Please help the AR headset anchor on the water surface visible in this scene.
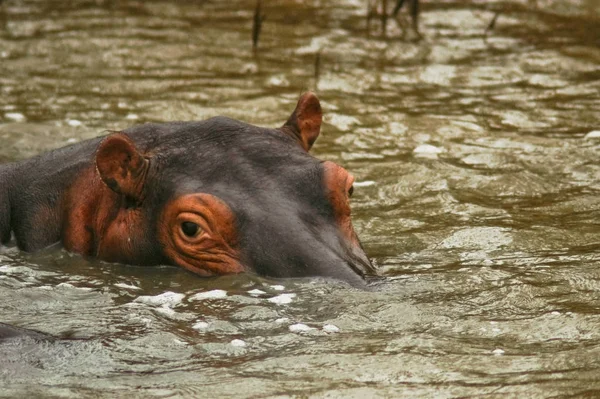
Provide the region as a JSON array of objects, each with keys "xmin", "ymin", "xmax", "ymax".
[{"xmin": 1, "ymin": 0, "xmax": 600, "ymax": 397}]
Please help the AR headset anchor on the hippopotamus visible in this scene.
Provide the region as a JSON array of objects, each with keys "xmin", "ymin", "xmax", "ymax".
[{"xmin": 0, "ymin": 93, "xmax": 374, "ymax": 285}]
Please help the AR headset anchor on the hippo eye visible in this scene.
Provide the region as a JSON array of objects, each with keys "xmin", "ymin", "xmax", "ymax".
[
  {"xmin": 348, "ymin": 185, "xmax": 354, "ymax": 198},
  {"xmin": 181, "ymin": 222, "xmax": 200, "ymax": 237}
]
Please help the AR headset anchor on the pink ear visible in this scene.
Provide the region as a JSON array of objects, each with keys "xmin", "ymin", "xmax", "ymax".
[
  {"xmin": 95, "ymin": 133, "xmax": 149, "ymax": 201},
  {"xmin": 282, "ymin": 92, "xmax": 322, "ymax": 151}
]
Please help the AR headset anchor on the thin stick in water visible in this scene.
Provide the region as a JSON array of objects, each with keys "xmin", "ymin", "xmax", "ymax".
[
  {"xmin": 485, "ymin": 11, "xmax": 501, "ymax": 35},
  {"xmin": 252, "ymin": 0, "xmax": 265, "ymax": 50}
]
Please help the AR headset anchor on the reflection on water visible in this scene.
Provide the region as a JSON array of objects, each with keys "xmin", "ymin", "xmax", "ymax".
[{"xmin": 1, "ymin": 0, "xmax": 600, "ymax": 397}]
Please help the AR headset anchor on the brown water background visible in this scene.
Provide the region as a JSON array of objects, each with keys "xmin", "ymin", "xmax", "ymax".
[{"xmin": 1, "ymin": 0, "xmax": 600, "ymax": 397}]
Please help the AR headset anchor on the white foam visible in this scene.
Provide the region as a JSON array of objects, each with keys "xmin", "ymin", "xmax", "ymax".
[
  {"xmin": 270, "ymin": 285, "xmax": 285, "ymax": 291},
  {"xmin": 230, "ymin": 339, "xmax": 247, "ymax": 347},
  {"xmin": 5, "ymin": 112, "xmax": 25, "ymax": 122},
  {"xmin": 114, "ymin": 283, "xmax": 141, "ymax": 290},
  {"xmin": 322, "ymin": 324, "xmax": 340, "ymax": 333},
  {"xmin": 584, "ymin": 130, "xmax": 600, "ymax": 139},
  {"xmin": 134, "ymin": 291, "xmax": 184, "ymax": 307},
  {"xmin": 353, "ymin": 181, "xmax": 376, "ymax": 187},
  {"xmin": 268, "ymin": 293, "xmax": 296, "ymax": 305},
  {"xmin": 414, "ymin": 144, "xmax": 444, "ymax": 155},
  {"xmin": 492, "ymin": 348, "xmax": 505, "ymax": 356},
  {"xmin": 57, "ymin": 282, "xmax": 93, "ymax": 291},
  {"xmin": 192, "ymin": 321, "xmax": 209, "ymax": 330},
  {"xmin": 155, "ymin": 305, "xmax": 176, "ymax": 317},
  {"xmin": 267, "ymin": 75, "xmax": 290, "ymax": 87},
  {"xmin": 289, "ymin": 323, "xmax": 315, "ymax": 333},
  {"xmin": 328, "ymin": 114, "xmax": 361, "ymax": 131},
  {"xmin": 247, "ymin": 289, "xmax": 266, "ymax": 296},
  {"xmin": 67, "ymin": 119, "xmax": 82, "ymax": 127},
  {"xmin": 189, "ymin": 289, "xmax": 228, "ymax": 301}
]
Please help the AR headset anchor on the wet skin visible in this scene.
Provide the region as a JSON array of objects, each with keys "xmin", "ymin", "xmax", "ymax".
[{"xmin": 0, "ymin": 93, "xmax": 375, "ymax": 286}]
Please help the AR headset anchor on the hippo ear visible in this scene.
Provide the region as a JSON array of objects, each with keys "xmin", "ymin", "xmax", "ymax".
[
  {"xmin": 282, "ymin": 92, "xmax": 322, "ymax": 151},
  {"xmin": 96, "ymin": 133, "xmax": 149, "ymax": 201}
]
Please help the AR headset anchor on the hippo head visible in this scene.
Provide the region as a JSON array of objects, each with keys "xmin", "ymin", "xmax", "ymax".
[{"xmin": 2, "ymin": 93, "xmax": 374, "ymax": 285}]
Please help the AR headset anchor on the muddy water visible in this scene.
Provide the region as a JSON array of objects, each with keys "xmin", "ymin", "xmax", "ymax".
[{"xmin": 1, "ymin": 0, "xmax": 600, "ymax": 397}]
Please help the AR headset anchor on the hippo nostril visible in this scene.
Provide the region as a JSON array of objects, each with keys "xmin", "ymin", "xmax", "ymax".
[
  {"xmin": 181, "ymin": 222, "xmax": 200, "ymax": 237},
  {"xmin": 347, "ymin": 257, "xmax": 374, "ymax": 278},
  {"xmin": 345, "ymin": 244, "xmax": 376, "ymax": 278}
]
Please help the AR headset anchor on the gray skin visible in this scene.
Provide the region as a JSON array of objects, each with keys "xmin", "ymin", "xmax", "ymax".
[{"xmin": 0, "ymin": 117, "xmax": 375, "ymax": 287}]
